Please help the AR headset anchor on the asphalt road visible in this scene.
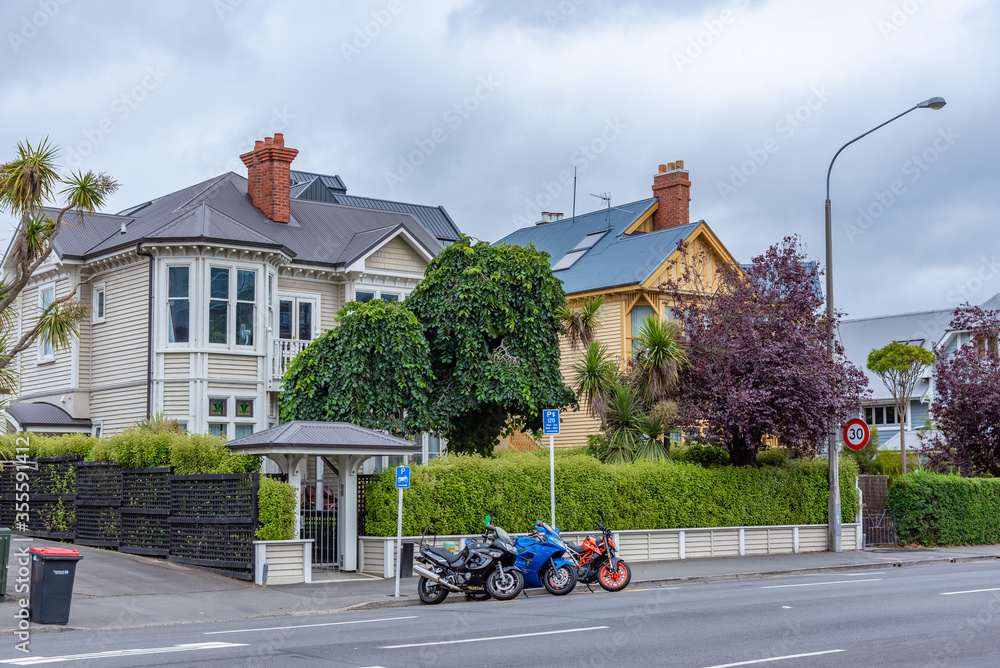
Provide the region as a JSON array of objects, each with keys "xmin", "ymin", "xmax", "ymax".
[{"xmin": 2, "ymin": 561, "xmax": 999, "ymax": 667}]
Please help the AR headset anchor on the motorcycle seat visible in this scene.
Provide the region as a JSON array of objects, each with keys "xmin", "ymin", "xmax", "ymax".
[
  {"xmin": 424, "ymin": 545, "xmax": 463, "ymax": 564},
  {"xmin": 566, "ymin": 541, "xmax": 584, "ymax": 552}
]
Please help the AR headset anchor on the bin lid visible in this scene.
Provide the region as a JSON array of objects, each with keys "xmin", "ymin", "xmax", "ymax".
[{"xmin": 30, "ymin": 547, "xmax": 81, "ymax": 557}]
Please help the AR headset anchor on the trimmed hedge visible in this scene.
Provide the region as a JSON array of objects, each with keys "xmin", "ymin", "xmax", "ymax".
[
  {"xmin": 363, "ymin": 450, "xmax": 859, "ymax": 536},
  {"xmin": 256, "ymin": 476, "xmax": 297, "ymax": 541},
  {"xmin": 887, "ymin": 472, "xmax": 1000, "ymax": 546}
]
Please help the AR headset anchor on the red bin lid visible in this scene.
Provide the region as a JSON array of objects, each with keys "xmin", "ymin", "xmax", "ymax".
[{"xmin": 30, "ymin": 547, "xmax": 80, "ymax": 556}]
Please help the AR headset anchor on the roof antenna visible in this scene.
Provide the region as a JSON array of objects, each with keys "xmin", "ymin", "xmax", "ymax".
[
  {"xmin": 590, "ymin": 192, "xmax": 611, "ymax": 228},
  {"xmin": 571, "ymin": 167, "xmax": 577, "ymax": 223}
]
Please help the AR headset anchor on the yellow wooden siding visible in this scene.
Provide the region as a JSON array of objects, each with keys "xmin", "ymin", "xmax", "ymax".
[
  {"xmin": 20, "ymin": 277, "xmax": 75, "ymax": 397},
  {"xmin": 162, "ymin": 353, "xmax": 190, "ymax": 378},
  {"xmin": 89, "ymin": 262, "xmax": 149, "ymax": 392},
  {"xmin": 207, "ymin": 354, "xmax": 259, "ymax": 380},
  {"xmin": 206, "ymin": 382, "xmax": 258, "ymax": 395},
  {"xmin": 90, "ymin": 384, "xmax": 146, "ymax": 434},
  {"xmin": 162, "ymin": 381, "xmax": 189, "ymax": 415},
  {"xmin": 365, "ymin": 236, "xmax": 427, "ymax": 273},
  {"xmin": 276, "ymin": 277, "xmax": 343, "ymax": 332}
]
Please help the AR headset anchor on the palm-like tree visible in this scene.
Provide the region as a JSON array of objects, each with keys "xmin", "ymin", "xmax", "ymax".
[
  {"xmin": 632, "ymin": 315, "xmax": 689, "ymax": 406},
  {"xmin": 572, "ymin": 340, "xmax": 617, "ymax": 425},
  {"xmin": 558, "ymin": 295, "xmax": 604, "ymax": 350},
  {"xmin": 0, "ymin": 138, "xmax": 119, "ymax": 378}
]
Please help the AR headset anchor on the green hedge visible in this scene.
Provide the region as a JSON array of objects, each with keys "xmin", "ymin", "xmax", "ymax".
[
  {"xmin": 0, "ymin": 432, "xmax": 259, "ymax": 474},
  {"xmin": 887, "ymin": 471, "xmax": 1000, "ymax": 546},
  {"xmin": 363, "ymin": 450, "xmax": 859, "ymax": 536},
  {"xmin": 256, "ymin": 476, "xmax": 297, "ymax": 541}
]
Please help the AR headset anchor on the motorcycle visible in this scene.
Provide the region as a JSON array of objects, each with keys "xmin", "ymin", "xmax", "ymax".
[
  {"xmin": 565, "ymin": 510, "xmax": 632, "ymax": 592},
  {"xmin": 514, "ymin": 519, "xmax": 578, "ymax": 596},
  {"xmin": 413, "ymin": 517, "xmax": 525, "ymax": 604}
]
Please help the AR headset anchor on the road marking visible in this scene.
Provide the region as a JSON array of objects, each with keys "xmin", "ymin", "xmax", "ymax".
[
  {"xmin": 0, "ymin": 642, "xmax": 247, "ymax": 665},
  {"xmin": 205, "ymin": 615, "xmax": 418, "ymax": 635},
  {"xmin": 940, "ymin": 587, "xmax": 1000, "ymax": 596},
  {"xmin": 381, "ymin": 625, "xmax": 609, "ymax": 649},
  {"xmin": 760, "ymin": 578, "xmax": 881, "ymax": 589},
  {"xmin": 701, "ymin": 649, "xmax": 845, "ymax": 667}
]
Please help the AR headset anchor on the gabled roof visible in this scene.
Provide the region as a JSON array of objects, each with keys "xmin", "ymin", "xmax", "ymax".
[
  {"xmin": 226, "ymin": 420, "xmax": 419, "ymax": 456},
  {"xmin": 47, "ymin": 172, "xmax": 442, "ymax": 269},
  {"xmin": 288, "ymin": 169, "xmax": 461, "ymax": 245},
  {"xmin": 495, "ymin": 197, "xmax": 701, "ymax": 295}
]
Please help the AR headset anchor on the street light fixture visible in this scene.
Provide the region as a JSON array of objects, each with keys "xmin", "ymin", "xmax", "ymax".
[{"xmin": 824, "ymin": 96, "xmax": 946, "ymax": 553}]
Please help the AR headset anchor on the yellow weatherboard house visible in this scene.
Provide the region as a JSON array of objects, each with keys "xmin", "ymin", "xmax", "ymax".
[{"xmin": 496, "ymin": 161, "xmax": 739, "ymax": 449}]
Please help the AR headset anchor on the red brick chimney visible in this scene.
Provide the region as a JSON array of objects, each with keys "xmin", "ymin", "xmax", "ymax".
[
  {"xmin": 239, "ymin": 134, "xmax": 298, "ymax": 223},
  {"xmin": 651, "ymin": 160, "xmax": 691, "ymax": 231}
]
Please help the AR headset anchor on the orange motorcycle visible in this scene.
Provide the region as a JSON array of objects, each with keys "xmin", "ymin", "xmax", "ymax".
[{"xmin": 566, "ymin": 510, "xmax": 631, "ymax": 592}]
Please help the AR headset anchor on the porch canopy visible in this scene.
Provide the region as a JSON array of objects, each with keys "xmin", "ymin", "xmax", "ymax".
[{"xmin": 227, "ymin": 421, "xmax": 418, "ymax": 571}]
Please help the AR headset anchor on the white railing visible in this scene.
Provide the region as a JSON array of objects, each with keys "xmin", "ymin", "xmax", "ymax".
[{"xmin": 272, "ymin": 339, "xmax": 310, "ymax": 379}]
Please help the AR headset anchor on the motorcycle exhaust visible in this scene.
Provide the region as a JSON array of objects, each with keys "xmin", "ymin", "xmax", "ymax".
[{"xmin": 412, "ymin": 564, "xmax": 463, "ymax": 592}]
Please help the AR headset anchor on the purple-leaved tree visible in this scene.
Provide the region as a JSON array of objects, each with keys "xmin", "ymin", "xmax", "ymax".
[
  {"xmin": 661, "ymin": 235, "xmax": 869, "ymax": 466},
  {"xmin": 923, "ymin": 304, "xmax": 1000, "ymax": 476}
]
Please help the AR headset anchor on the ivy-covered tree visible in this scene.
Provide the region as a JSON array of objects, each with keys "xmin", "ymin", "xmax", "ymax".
[
  {"xmin": 923, "ymin": 304, "xmax": 1000, "ymax": 476},
  {"xmin": 406, "ymin": 236, "xmax": 576, "ymax": 456},
  {"xmin": 278, "ymin": 299, "xmax": 434, "ymax": 436},
  {"xmin": 867, "ymin": 341, "xmax": 935, "ymax": 475},
  {"xmin": 661, "ymin": 235, "xmax": 869, "ymax": 466}
]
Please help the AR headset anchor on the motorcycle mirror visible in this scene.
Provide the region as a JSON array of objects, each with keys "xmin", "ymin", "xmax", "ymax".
[
  {"xmin": 484, "ymin": 515, "xmax": 492, "ymax": 526},
  {"xmin": 597, "ymin": 509, "xmax": 604, "ymax": 519}
]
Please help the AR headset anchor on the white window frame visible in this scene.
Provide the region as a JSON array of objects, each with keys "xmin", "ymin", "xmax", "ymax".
[
  {"xmin": 205, "ymin": 263, "xmax": 260, "ymax": 351},
  {"xmin": 864, "ymin": 404, "xmax": 901, "ymax": 427},
  {"xmin": 92, "ymin": 281, "xmax": 106, "ymax": 324},
  {"xmin": 352, "ymin": 286, "xmax": 408, "ymax": 303},
  {"xmin": 37, "ymin": 282, "xmax": 56, "ymax": 364},
  {"xmin": 205, "ymin": 394, "xmax": 258, "ymax": 438},
  {"xmin": 91, "ymin": 420, "xmax": 103, "ymax": 438},
  {"xmin": 276, "ymin": 292, "xmax": 319, "ymax": 342},
  {"xmin": 165, "ymin": 263, "xmax": 193, "ymax": 347}
]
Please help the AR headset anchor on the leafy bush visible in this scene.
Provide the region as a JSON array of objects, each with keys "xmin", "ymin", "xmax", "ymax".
[
  {"xmin": 672, "ymin": 443, "xmax": 730, "ymax": 467},
  {"xmin": 888, "ymin": 471, "xmax": 1000, "ymax": 546},
  {"xmin": 363, "ymin": 450, "xmax": 859, "ymax": 536},
  {"xmin": 756, "ymin": 448, "xmax": 789, "ymax": 467},
  {"xmin": 256, "ymin": 476, "xmax": 297, "ymax": 541}
]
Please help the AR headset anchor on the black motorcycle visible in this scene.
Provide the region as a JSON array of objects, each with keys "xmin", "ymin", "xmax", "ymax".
[{"xmin": 413, "ymin": 519, "xmax": 525, "ymax": 604}]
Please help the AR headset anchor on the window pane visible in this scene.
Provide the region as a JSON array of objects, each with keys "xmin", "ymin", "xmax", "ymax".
[
  {"xmin": 279, "ymin": 300, "xmax": 293, "ymax": 339},
  {"xmin": 169, "ymin": 299, "xmax": 189, "ymax": 343},
  {"xmin": 234, "ymin": 424, "xmax": 253, "ymax": 438},
  {"xmin": 885, "ymin": 406, "xmax": 896, "ymax": 424},
  {"xmin": 208, "ymin": 423, "xmax": 227, "ymax": 438},
  {"xmin": 237, "ymin": 270, "xmax": 255, "ymax": 302},
  {"xmin": 356, "ymin": 291, "xmax": 375, "ymax": 302},
  {"xmin": 268, "ymin": 275, "xmax": 274, "ymax": 307},
  {"xmin": 210, "ymin": 267, "xmax": 229, "ymax": 300},
  {"xmin": 236, "ymin": 398, "xmax": 254, "ymax": 417},
  {"xmin": 97, "ymin": 290, "xmax": 105, "ymax": 318},
  {"xmin": 298, "ymin": 302, "xmax": 312, "ymax": 340},
  {"xmin": 209, "ymin": 301, "xmax": 228, "ymax": 343},
  {"xmin": 168, "ymin": 267, "xmax": 189, "ymax": 298},
  {"xmin": 41, "ymin": 287, "xmax": 54, "ymax": 308},
  {"xmin": 209, "ymin": 398, "xmax": 227, "ymax": 416},
  {"xmin": 864, "ymin": 407, "xmax": 873, "ymax": 424},
  {"xmin": 874, "ymin": 407, "xmax": 884, "ymax": 424},
  {"xmin": 236, "ymin": 302, "xmax": 254, "ymax": 346},
  {"xmin": 381, "ymin": 293, "xmax": 399, "ymax": 302}
]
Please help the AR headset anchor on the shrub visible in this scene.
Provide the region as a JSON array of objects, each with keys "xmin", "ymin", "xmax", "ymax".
[
  {"xmin": 256, "ymin": 476, "xmax": 297, "ymax": 541},
  {"xmin": 888, "ymin": 471, "xmax": 1000, "ymax": 546},
  {"xmin": 363, "ymin": 450, "xmax": 859, "ymax": 536},
  {"xmin": 756, "ymin": 448, "xmax": 789, "ymax": 467},
  {"xmin": 672, "ymin": 443, "xmax": 730, "ymax": 467}
]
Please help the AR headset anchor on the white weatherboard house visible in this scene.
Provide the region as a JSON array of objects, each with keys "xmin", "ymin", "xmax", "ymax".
[{"xmin": 6, "ymin": 134, "xmax": 453, "ymax": 467}]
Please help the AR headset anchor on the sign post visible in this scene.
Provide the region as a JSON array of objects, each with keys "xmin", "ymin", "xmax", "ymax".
[
  {"xmin": 842, "ymin": 418, "xmax": 871, "ymax": 451},
  {"xmin": 542, "ymin": 409, "xmax": 560, "ymax": 528},
  {"xmin": 394, "ymin": 465, "xmax": 410, "ymax": 598}
]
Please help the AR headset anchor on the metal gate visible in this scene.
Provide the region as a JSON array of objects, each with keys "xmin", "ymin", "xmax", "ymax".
[
  {"xmin": 862, "ymin": 509, "xmax": 897, "ymax": 547},
  {"xmin": 300, "ymin": 477, "xmax": 337, "ymax": 570}
]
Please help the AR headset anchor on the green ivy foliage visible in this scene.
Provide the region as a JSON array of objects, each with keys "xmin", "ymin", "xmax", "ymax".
[
  {"xmin": 406, "ymin": 236, "xmax": 577, "ymax": 455},
  {"xmin": 278, "ymin": 299, "xmax": 434, "ymax": 436},
  {"xmin": 363, "ymin": 450, "xmax": 859, "ymax": 536},
  {"xmin": 887, "ymin": 471, "xmax": 1000, "ymax": 546},
  {"xmin": 256, "ymin": 476, "xmax": 297, "ymax": 541}
]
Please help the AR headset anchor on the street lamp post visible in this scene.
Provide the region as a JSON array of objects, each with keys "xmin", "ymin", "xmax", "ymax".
[{"xmin": 824, "ymin": 97, "xmax": 946, "ymax": 552}]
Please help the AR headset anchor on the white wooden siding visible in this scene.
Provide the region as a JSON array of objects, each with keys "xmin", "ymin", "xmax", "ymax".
[
  {"xmin": 90, "ymin": 384, "xmax": 146, "ymax": 434},
  {"xmin": 19, "ymin": 277, "xmax": 75, "ymax": 397},
  {"xmin": 365, "ymin": 236, "xmax": 427, "ymax": 273},
  {"xmin": 162, "ymin": 353, "xmax": 190, "ymax": 378},
  {"xmin": 207, "ymin": 354, "xmax": 259, "ymax": 380},
  {"xmin": 162, "ymin": 381, "xmax": 190, "ymax": 415}
]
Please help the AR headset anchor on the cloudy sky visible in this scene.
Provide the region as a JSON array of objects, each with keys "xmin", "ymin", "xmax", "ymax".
[{"xmin": 2, "ymin": 0, "xmax": 996, "ymax": 320}]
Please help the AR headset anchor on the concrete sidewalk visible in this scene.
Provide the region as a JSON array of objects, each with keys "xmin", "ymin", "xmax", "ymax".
[{"xmin": 3, "ymin": 537, "xmax": 999, "ymax": 633}]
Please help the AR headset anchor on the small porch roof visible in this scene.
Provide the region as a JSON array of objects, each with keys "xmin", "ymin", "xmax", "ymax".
[
  {"xmin": 226, "ymin": 421, "xmax": 419, "ymax": 456},
  {"xmin": 6, "ymin": 402, "xmax": 92, "ymax": 433}
]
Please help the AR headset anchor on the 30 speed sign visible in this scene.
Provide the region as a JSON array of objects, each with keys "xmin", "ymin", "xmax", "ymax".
[{"xmin": 843, "ymin": 418, "xmax": 870, "ymax": 451}]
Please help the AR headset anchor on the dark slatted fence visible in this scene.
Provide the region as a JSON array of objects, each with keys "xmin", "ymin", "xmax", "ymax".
[
  {"xmin": 121, "ymin": 467, "xmax": 172, "ymax": 556},
  {"xmin": 26, "ymin": 456, "xmax": 80, "ymax": 539},
  {"xmin": 75, "ymin": 462, "xmax": 122, "ymax": 547}
]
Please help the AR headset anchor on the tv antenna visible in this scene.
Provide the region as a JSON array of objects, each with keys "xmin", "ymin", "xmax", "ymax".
[{"xmin": 591, "ymin": 192, "xmax": 612, "ymax": 228}]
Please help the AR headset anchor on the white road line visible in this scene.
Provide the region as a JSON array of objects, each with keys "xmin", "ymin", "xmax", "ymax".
[
  {"xmin": 701, "ymin": 649, "xmax": 846, "ymax": 667},
  {"xmin": 381, "ymin": 625, "xmax": 609, "ymax": 649},
  {"xmin": 760, "ymin": 578, "xmax": 881, "ymax": 589},
  {"xmin": 0, "ymin": 642, "xmax": 247, "ymax": 665},
  {"xmin": 205, "ymin": 615, "xmax": 418, "ymax": 635},
  {"xmin": 940, "ymin": 587, "xmax": 1000, "ymax": 596}
]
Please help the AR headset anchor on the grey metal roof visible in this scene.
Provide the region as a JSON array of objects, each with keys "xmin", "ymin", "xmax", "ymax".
[
  {"xmin": 7, "ymin": 402, "xmax": 92, "ymax": 428},
  {"xmin": 495, "ymin": 198, "xmax": 699, "ymax": 295},
  {"xmin": 330, "ymin": 193, "xmax": 462, "ymax": 244},
  {"xmin": 291, "ymin": 170, "xmax": 346, "ymax": 193},
  {"xmin": 48, "ymin": 173, "xmax": 442, "ymax": 268},
  {"xmin": 226, "ymin": 421, "xmax": 418, "ymax": 454}
]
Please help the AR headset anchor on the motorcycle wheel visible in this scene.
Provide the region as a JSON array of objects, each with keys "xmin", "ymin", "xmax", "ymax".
[
  {"xmin": 542, "ymin": 564, "xmax": 578, "ymax": 596},
  {"xmin": 598, "ymin": 560, "xmax": 631, "ymax": 592},
  {"xmin": 417, "ymin": 576, "xmax": 450, "ymax": 604},
  {"xmin": 485, "ymin": 567, "xmax": 524, "ymax": 601}
]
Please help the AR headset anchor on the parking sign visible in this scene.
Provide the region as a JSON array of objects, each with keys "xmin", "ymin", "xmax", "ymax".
[
  {"xmin": 542, "ymin": 409, "xmax": 560, "ymax": 435},
  {"xmin": 396, "ymin": 466, "xmax": 410, "ymax": 489}
]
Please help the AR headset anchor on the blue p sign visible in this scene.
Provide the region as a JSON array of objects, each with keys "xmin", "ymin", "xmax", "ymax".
[
  {"xmin": 542, "ymin": 409, "xmax": 560, "ymax": 434},
  {"xmin": 396, "ymin": 466, "xmax": 410, "ymax": 489}
]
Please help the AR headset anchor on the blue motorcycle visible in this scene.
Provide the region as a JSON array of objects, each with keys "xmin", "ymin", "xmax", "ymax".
[{"xmin": 514, "ymin": 519, "xmax": 578, "ymax": 595}]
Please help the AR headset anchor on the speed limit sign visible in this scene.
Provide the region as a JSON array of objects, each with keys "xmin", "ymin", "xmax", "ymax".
[{"xmin": 843, "ymin": 418, "xmax": 870, "ymax": 451}]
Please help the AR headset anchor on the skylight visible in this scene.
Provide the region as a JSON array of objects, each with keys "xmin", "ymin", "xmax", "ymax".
[
  {"xmin": 572, "ymin": 231, "xmax": 606, "ymax": 250},
  {"xmin": 552, "ymin": 250, "xmax": 587, "ymax": 271}
]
